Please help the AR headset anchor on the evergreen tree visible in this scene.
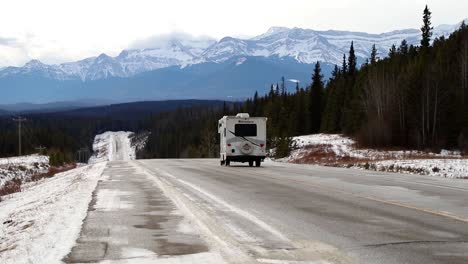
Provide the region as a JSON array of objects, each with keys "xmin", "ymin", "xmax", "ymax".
[
  {"xmin": 342, "ymin": 54, "xmax": 348, "ymax": 74},
  {"xmin": 269, "ymin": 84, "xmax": 275, "ymax": 97},
  {"xmin": 398, "ymin": 39, "xmax": 409, "ymax": 54},
  {"xmin": 309, "ymin": 61, "xmax": 324, "ymax": 133},
  {"xmin": 370, "ymin": 44, "xmax": 378, "ymax": 64},
  {"xmin": 389, "ymin": 44, "xmax": 397, "ymax": 57},
  {"xmin": 348, "ymin": 41, "xmax": 357, "ymax": 75},
  {"xmin": 332, "ymin": 64, "xmax": 340, "ymax": 77},
  {"xmin": 252, "ymin": 91, "xmax": 259, "ymax": 116},
  {"xmin": 421, "ymin": 5, "xmax": 433, "ymax": 49}
]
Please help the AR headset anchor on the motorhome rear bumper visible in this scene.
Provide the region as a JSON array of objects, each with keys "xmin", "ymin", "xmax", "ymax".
[{"xmin": 226, "ymin": 155, "xmax": 266, "ymax": 162}]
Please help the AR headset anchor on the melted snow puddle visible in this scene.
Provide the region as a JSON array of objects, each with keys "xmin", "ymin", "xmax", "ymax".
[{"xmin": 94, "ymin": 189, "xmax": 134, "ymax": 211}]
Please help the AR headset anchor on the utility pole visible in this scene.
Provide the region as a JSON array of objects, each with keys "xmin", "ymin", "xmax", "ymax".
[
  {"xmin": 13, "ymin": 117, "xmax": 27, "ymax": 156},
  {"xmin": 77, "ymin": 149, "xmax": 84, "ymax": 163},
  {"xmin": 35, "ymin": 146, "xmax": 46, "ymax": 155},
  {"xmin": 77, "ymin": 148, "xmax": 88, "ymax": 163}
]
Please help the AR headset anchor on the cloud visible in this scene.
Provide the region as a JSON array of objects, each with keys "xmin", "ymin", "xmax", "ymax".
[
  {"xmin": 0, "ymin": 37, "xmax": 20, "ymax": 47},
  {"xmin": 128, "ymin": 32, "xmax": 216, "ymax": 50}
]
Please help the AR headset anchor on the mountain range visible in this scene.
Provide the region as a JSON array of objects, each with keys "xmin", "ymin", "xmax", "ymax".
[{"xmin": 1, "ymin": 20, "xmax": 466, "ymax": 104}]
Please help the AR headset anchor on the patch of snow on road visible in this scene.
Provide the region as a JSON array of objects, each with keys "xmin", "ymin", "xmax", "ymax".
[
  {"xmin": 89, "ymin": 131, "xmax": 135, "ymax": 163},
  {"xmin": 0, "ymin": 154, "xmax": 49, "ymax": 187},
  {"xmin": 0, "ymin": 162, "xmax": 106, "ymax": 264},
  {"xmin": 94, "ymin": 189, "xmax": 134, "ymax": 211}
]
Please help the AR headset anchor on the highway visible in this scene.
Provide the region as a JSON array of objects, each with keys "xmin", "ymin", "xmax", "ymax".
[{"xmin": 65, "ymin": 159, "xmax": 468, "ymax": 264}]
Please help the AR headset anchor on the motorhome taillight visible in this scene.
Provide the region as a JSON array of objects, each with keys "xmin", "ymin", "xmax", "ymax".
[
  {"xmin": 227, "ymin": 143, "xmax": 231, "ymax": 147},
  {"xmin": 260, "ymin": 144, "xmax": 264, "ymax": 147}
]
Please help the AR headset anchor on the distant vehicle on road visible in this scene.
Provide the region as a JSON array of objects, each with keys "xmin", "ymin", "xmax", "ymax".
[{"xmin": 218, "ymin": 113, "xmax": 267, "ymax": 167}]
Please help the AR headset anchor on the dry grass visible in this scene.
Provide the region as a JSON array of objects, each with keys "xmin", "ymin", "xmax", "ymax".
[
  {"xmin": 293, "ymin": 144, "xmax": 373, "ymax": 165},
  {"xmin": 0, "ymin": 163, "xmax": 77, "ymax": 201},
  {"xmin": 293, "ymin": 144, "xmax": 463, "ymax": 166},
  {"xmin": 0, "ymin": 178, "xmax": 22, "ymax": 198},
  {"xmin": 29, "ymin": 164, "xmax": 76, "ymax": 182}
]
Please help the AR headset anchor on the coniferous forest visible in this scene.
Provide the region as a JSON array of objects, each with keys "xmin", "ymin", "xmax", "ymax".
[
  {"xmin": 243, "ymin": 6, "xmax": 468, "ymax": 156},
  {"xmin": 1, "ymin": 6, "xmax": 467, "ymax": 161}
]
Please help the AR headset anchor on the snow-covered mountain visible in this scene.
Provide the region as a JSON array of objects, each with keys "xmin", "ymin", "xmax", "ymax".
[
  {"xmin": 0, "ymin": 20, "xmax": 466, "ymax": 82},
  {"xmin": 203, "ymin": 21, "xmax": 465, "ymax": 65}
]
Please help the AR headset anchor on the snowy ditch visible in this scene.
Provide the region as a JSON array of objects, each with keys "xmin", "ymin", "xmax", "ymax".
[
  {"xmin": 277, "ymin": 134, "xmax": 468, "ymax": 179},
  {"xmin": 0, "ymin": 154, "xmax": 49, "ymax": 188},
  {"xmin": 0, "ymin": 162, "xmax": 106, "ymax": 264}
]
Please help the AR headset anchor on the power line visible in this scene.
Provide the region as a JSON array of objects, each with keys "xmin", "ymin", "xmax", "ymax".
[{"xmin": 12, "ymin": 117, "xmax": 27, "ymax": 156}]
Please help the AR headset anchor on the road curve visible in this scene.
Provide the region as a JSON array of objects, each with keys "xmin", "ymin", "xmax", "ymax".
[{"xmin": 68, "ymin": 159, "xmax": 468, "ymax": 263}]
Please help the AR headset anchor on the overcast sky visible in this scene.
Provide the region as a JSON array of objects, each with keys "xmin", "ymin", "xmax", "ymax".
[{"xmin": 0, "ymin": 0, "xmax": 467, "ymax": 66}]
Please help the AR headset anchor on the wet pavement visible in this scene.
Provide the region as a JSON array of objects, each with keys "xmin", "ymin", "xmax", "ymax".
[{"xmin": 64, "ymin": 161, "xmax": 209, "ymax": 263}]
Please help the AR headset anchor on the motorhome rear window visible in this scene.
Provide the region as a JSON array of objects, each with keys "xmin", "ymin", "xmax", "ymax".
[{"xmin": 235, "ymin": 124, "xmax": 257, "ymax": 137}]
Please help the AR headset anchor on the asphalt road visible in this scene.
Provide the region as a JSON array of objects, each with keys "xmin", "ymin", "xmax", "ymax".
[{"xmin": 66, "ymin": 159, "xmax": 468, "ymax": 263}]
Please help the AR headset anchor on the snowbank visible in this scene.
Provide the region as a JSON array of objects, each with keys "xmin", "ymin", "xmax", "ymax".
[
  {"xmin": 281, "ymin": 134, "xmax": 467, "ymax": 179},
  {"xmin": 0, "ymin": 162, "xmax": 106, "ymax": 264},
  {"xmin": 0, "ymin": 154, "xmax": 49, "ymax": 187},
  {"xmin": 88, "ymin": 131, "xmax": 135, "ymax": 163},
  {"xmin": 365, "ymin": 159, "xmax": 468, "ymax": 179}
]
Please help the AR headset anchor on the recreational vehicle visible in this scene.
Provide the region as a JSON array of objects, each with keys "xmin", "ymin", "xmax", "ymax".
[{"xmin": 218, "ymin": 113, "xmax": 267, "ymax": 167}]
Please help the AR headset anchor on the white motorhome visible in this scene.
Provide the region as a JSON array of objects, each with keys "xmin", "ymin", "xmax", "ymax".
[{"xmin": 218, "ymin": 113, "xmax": 267, "ymax": 167}]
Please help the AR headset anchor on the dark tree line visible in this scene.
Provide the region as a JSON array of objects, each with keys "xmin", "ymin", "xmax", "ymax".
[
  {"xmin": 243, "ymin": 6, "xmax": 468, "ymax": 155},
  {"xmin": 0, "ymin": 114, "xmax": 145, "ymax": 164}
]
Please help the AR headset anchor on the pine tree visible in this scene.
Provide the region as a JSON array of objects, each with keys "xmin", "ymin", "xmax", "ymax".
[
  {"xmin": 398, "ymin": 39, "xmax": 409, "ymax": 54},
  {"xmin": 348, "ymin": 41, "xmax": 357, "ymax": 75},
  {"xmin": 252, "ymin": 91, "xmax": 259, "ymax": 116},
  {"xmin": 421, "ymin": 5, "xmax": 433, "ymax": 49},
  {"xmin": 370, "ymin": 44, "xmax": 378, "ymax": 64},
  {"xmin": 269, "ymin": 84, "xmax": 275, "ymax": 97},
  {"xmin": 342, "ymin": 54, "xmax": 348, "ymax": 74},
  {"xmin": 332, "ymin": 64, "xmax": 340, "ymax": 78},
  {"xmin": 389, "ymin": 44, "xmax": 397, "ymax": 57},
  {"xmin": 309, "ymin": 61, "xmax": 324, "ymax": 133}
]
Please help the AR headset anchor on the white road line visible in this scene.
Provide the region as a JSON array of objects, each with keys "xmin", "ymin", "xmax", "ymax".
[
  {"xmin": 133, "ymin": 162, "xmax": 254, "ymax": 263},
  {"xmin": 152, "ymin": 166, "xmax": 292, "ymax": 243}
]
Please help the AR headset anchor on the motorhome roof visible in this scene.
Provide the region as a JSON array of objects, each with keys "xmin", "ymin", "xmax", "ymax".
[
  {"xmin": 220, "ymin": 115, "xmax": 267, "ymax": 120},
  {"xmin": 236, "ymin": 113, "xmax": 250, "ymax": 118}
]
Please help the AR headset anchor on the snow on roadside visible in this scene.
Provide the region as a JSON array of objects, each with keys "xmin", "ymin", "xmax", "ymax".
[
  {"xmin": 280, "ymin": 134, "xmax": 467, "ymax": 179},
  {"xmin": 362, "ymin": 159, "xmax": 468, "ymax": 179},
  {"xmin": 0, "ymin": 162, "xmax": 106, "ymax": 264},
  {"xmin": 88, "ymin": 131, "xmax": 135, "ymax": 163},
  {"xmin": 291, "ymin": 134, "xmax": 462, "ymax": 160},
  {"xmin": 0, "ymin": 154, "xmax": 49, "ymax": 187}
]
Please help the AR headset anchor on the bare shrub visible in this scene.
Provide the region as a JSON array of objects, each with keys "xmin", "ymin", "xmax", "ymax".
[{"xmin": 0, "ymin": 178, "xmax": 22, "ymax": 198}]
